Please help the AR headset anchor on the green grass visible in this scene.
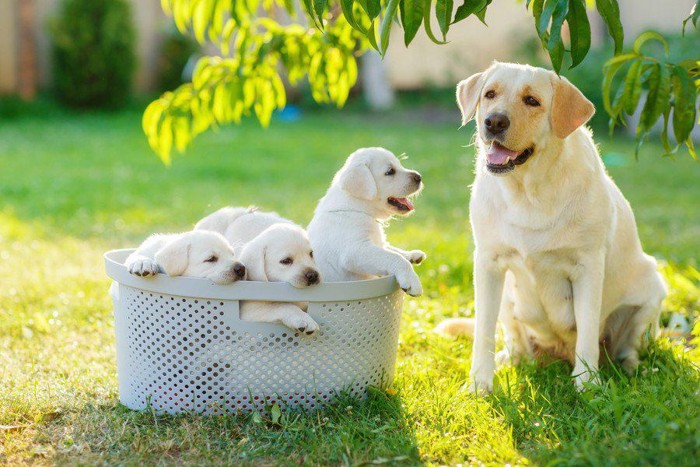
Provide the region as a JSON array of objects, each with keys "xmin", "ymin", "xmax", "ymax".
[{"xmin": 0, "ymin": 106, "xmax": 699, "ymax": 465}]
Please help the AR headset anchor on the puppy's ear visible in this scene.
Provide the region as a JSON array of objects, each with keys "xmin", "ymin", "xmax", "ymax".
[
  {"xmin": 456, "ymin": 72, "xmax": 484, "ymax": 125},
  {"xmin": 154, "ymin": 237, "xmax": 191, "ymax": 277},
  {"xmin": 550, "ymin": 75, "xmax": 595, "ymax": 139},
  {"xmin": 339, "ymin": 162, "xmax": 377, "ymax": 200},
  {"xmin": 238, "ymin": 241, "xmax": 268, "ymax": 282}
]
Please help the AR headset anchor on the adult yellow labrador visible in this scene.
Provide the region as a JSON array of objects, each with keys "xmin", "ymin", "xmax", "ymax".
[{"xmin": 450, "ymin": 62, "xmax": 666, "ymax": 393}]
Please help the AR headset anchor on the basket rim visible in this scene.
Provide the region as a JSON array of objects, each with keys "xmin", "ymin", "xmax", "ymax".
[{"xmin": 105, "ymin": 249, "xmax": 400, "ymax": 301}]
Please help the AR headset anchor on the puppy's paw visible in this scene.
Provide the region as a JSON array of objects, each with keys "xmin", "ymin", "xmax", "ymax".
[
  {"xmin": 407, "ymin": 250, "xmax": 427, "ymax": 265},
  {"xmin": 495, "ymin": 349, "xmax": 519, "ymax": 367},
  {"xmin": 396, "ymin": 270, "xmax": 423, "ymax": 297},
  {"xmin": 127, "ymin": 258, "xmax": 160, "ymax": 277},
  {"xmin": 284, "ymin": 313, "xmax": 320, "ymax": 335}
]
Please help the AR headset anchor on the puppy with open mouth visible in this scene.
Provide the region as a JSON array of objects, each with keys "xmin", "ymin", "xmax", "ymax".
[{"xmin": 308, "ymin": 147, "xmax": 425, "ymax": 296}]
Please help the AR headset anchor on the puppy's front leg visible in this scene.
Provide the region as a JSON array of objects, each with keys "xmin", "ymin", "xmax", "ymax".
[
  {"xmin": 240, "ymin": 301, "xmax": 319, "ymax": 335},
  {"xmin": 344, "ymin": 244, "xmax": 422, "ymax": 296},
  {"xmin": 386, "ymin": 245, "xmax": 426, "ymax": 265},
  {"xmin": 571, "ymin": 253, "xmax": 605, "ymax": 390},
  {"xmin": 469, "ymin": 251, "xmax": 505, "ymax": 395}
]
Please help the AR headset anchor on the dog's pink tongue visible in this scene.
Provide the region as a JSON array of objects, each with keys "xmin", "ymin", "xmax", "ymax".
[
  {"xmin": 487, "ymin": 142, "xmax": 519, "ymax": 165},
  {"xmin": 399, "ymin": 197, "xmax": 414, "ymax": 211}
]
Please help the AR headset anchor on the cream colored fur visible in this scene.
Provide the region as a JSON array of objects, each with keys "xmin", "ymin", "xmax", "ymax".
[{"xmin": 451, "ymin": 62, "xmax": 666, "ymax": 393}]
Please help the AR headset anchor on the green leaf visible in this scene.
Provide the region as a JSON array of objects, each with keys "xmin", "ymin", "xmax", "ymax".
[
  {"xmin": 358, "ymin": 0, "xmax": 381, "ymax": 19},
  {"xmin": 602, "ymin": 53, "xmax": 636, "ymax": 117},
  {"xmin": 474, "ymin": 0, "xmax": 492, "ymax": 24},
  {"xmin": 435, "ymin": 0, "xmax": 454, "ymax": 39},
  {"xmin": 400, "ymin": 0, "xmax": 425, "ymax": 46},
  {"xmin": 453, "ymin": 0, "xmax": 487, "ymax": 23},
  {"xmin": 633, "ymin": 31, "xmax": 669, "ymax": 56},
  {"xmin": 313, "ymin": 0, "xmax": 327, "ymax": 20},
  {"xmin": 621, "ymin": 60, "xmax": 643, "ymax": 115},
  {"xmin": 302, "ymin": 0, "xmax": 322, "ymax": 28},
  {"xmin": 567, "ymin": 0, "xmax": 591, "ymax": 68},
  {"xmin": 546, "ymin": 0, "xmax": 568, "ymax": 73},
  {"xmin": 380, "ymin": 0, "xmax": 400, "ymax": 54},
  {"xmin": 270, "ymin": 403, "xmax": 281, "ymax": 424},
  {"xmin": 639, "ymin": 63, "xmax": 671, "ymax": 133},
  {"xmin": 682, "ymin": 0, "xmax": 699, "ymax": 33},
  {"xmin": 423, "ymin": 0, "xmax": 448, "ymax": 44},
  {"xmin": 596, "ymin": 0, "xmax": 624, "ymax": 54},
  {"xmin": 341, "ymin": 0, "xmax": 367, "ymax": 33},
  {"xmin": 671, "ymin": 66, "xmax": 697, "ymax": 144}
]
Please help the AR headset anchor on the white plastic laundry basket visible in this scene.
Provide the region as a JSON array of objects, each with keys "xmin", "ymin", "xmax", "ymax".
[{"xmin": 105, "ymin": 249, "xmax": 404, "ymax": 414}]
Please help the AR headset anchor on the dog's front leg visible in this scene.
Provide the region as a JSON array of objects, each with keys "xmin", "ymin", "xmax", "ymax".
[
  {"xmin": 571, "ymin": 252, "xmax": 605, "ymax": 390},
  {"xmin": 344, "ymin": 244, "xmax": 422, "ymax": 296},
  {"xmin": 469, "ymin": 251, "xmax": 505, "ymax": 395},
  {"xmin": 385, "ymin": 245, "xmax": 426, "ymax": 264},
  {"xmin": 240, "ymin": 301, "xmax": 319, "ymax": 335}
]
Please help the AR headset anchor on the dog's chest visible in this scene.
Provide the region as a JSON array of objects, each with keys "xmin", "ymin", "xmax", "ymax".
[{"xmin": 498, "ymin": 248, "xmax": 579, "ymax": 341}]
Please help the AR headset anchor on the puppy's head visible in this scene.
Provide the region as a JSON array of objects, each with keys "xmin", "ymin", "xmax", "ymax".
[
  {"xmin": 335, "ymin": 147, "xmax": 423, "ymax": 218},
  {"xmin": 238, "ymin": 224, "xmax": 320, "ymax": 288},
  {"xmin": 154, "ymin": 231, "xmax": 246, "ymax": 284},
  {"xmin": 456, "ymin": 62, "xmax": 594, "ymax": 175}
]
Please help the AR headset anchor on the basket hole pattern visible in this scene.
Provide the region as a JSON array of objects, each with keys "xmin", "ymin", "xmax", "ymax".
[{"xmin": 119, "ymin": 289, "xmax": 403, "ymax": 414}]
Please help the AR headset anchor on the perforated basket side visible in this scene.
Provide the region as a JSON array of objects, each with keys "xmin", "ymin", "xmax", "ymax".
[{"xmin": 113, "ymin": 285, "xmax": 403, "ymax": 414}]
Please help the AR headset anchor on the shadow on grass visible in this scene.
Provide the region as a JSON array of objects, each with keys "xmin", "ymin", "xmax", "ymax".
[
  {"xmin": 32, "ymin": 389, "xmax": 420, "ymax": 465},
  {"xmin": 488, "ymin": 340, "xmax": 700, "ymax": 465}
]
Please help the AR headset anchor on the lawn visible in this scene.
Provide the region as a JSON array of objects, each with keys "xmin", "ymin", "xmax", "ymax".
[{"xmin": 0, "ymin": 105, "xmax": 699, "ymax": 465}]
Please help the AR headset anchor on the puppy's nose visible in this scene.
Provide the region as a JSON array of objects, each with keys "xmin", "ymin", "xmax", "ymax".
[
  {"xmin": 232, "ymin": 262, "xmax": 246, "ymax": 279},
  {"xmin": 412, "ymin": 172, "xmax": 422, "ymax": 183},
  {"xmin": 305, "ymin": 269, "xmax": 320, "ymax": 285},
  {"xmin": 484, "ymin": 113, "xmax": 510, "ymax": 135}
]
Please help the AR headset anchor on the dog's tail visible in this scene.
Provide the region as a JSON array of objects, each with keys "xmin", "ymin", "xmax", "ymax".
[{"xmin": 434, "ymin": 317, "xmax": 475, "ymax": 338}]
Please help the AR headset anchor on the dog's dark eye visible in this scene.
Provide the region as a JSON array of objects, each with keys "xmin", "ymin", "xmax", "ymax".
[
  {"xmin": 309, "ymin": 251, "xmax": 313, "ymax": 258},
  {"xmin": 280, "ymin": 257, "xmax": 293, "ymax": 265},
  {"xmin": 204, "ymin": 255, "xmax": 218, "ymax": 263},
  {"xmin": 485, "ymin": 90, "xmax": 496, "ymax": 99},
  {"xmin": 385, "ymin": 167, "xmax": 395, "ymax": 176},
  {"xmin": 524, "ymin": 96, "xmax": 540, "ymax": 107}
]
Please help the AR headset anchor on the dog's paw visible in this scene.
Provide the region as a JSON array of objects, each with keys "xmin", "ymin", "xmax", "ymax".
[
  {"xmin": 495, "ymin": 349, "xmax": 518, "ymax": 367},
  {"xmin": 465, "ymin": 377, "xmax": 494, "ymax": 396},
  {"xmin": 127, "ymin": 258, "xmax": 160, "ymax": 277},
  {"xmin": 284, "ymin": 313, "xmax": 320, "ymax": 335},
  {"xmin": 407, "ymin": 250, "xmax": 427, "ymax": 265},
  {"xmin": 573, "ymin": 368, "xmax": 602, "ymax": 391},
  {"xmin": 396, "ymin": 270, "xmax": 423, "ymax": 297}
]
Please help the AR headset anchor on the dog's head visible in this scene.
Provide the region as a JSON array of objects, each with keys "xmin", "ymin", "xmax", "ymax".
[
  {"xmin": 335, "ymin": 147, "xmax": 423, "ymax": 218},
  {"xmin": 154, "ymin": 231, "xmax": 246, "ymax": 284},
  {"xmin": 456, "ymin": 62, "xmax": 594, "ymax": 175},
  {"xmin": 238, "ymin": 224, "xmax": 320, "ymax": 288}
]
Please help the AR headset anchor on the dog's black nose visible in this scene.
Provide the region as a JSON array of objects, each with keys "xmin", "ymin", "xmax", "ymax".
[
  {"xmin": 233, "ymin": 263, "xmax": 246, "ymax": 278},
  {"xmin": 413, "ymin": 172, "xmax": 422, "ymax": 183},
  {"xmin": 485, "ymin": 113, "xmax": 510, "ymax": 135},
  {"xmin": 305, "ymin": 270, "xmax": 320, "ymax": 285}
]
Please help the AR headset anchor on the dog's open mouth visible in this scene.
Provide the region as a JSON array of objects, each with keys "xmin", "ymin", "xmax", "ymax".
[
  {"xmin": 388, "ymin": 196, "xmax": 415, "ymax": 212},
  {"xmin": 486, "ymin": 141, "xmax": 534, "ymax": 174}
]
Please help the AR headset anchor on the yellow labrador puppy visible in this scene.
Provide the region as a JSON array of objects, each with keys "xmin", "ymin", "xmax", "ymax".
[
  {"xmin": 450, "ymin": 62, "xmax": 666, "ymax": 392},
  {"xmin": 125, "ymin": 230, "xmax": 246, "ymax": 284}
]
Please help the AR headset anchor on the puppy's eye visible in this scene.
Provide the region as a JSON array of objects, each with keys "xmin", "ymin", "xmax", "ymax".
[
  {"xmin": 385, "ymin": 167, "xmax": 396, "ymax": 176},
  {"xmin": 280, "ymin": 257, "xmax": 293, "ymax": 265},
  {"xmin": 524, "ymin": 96, "xmax": 540, "ymax": 107},
  {"xmin": 204, "ymin": 255, "xmax": 218, "ymax": 263},
  {"xmin": 309, "ymin": 251, "xmax": 314, "ymax": 258},
  {"xmin": 485, "ymin": 90, "xmax": 496, "ymax": 99}
]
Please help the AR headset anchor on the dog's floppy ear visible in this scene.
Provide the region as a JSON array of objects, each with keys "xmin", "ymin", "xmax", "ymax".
[
  {"xmin": 154, "ymin": 236, "xmax": 191, "ymax": 277},
  {"xmin": 339, "ymin": 162, "xmax": 377, "ymax": 200},
  {"xmin": 550, "ymin": 75, "xmax": 595, "ymax": 139},
  {"xmin": 456, "ymin": 72, "xmax": 484, "ymax": 125},
  {"xmin": 238, "ymin": 240, "xmax": 268, "ymax": 282}
]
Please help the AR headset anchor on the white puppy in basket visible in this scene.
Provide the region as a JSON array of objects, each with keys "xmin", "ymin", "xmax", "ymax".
[
  {"xmin": 308, "ymin": 147, "xmax": 425, "ymax": 296},
  {"xmin": 196, "ymin": 207, "xmax": 321, "ymax": 334},
  {"xmin": 124, "ymin": 230, "xmax": 246, "ymax": 284}
]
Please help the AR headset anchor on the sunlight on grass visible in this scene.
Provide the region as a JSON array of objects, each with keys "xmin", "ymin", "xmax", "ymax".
[{"xmin": 1, "ymin": 109, "xmax": 698, "ymax": 464}]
